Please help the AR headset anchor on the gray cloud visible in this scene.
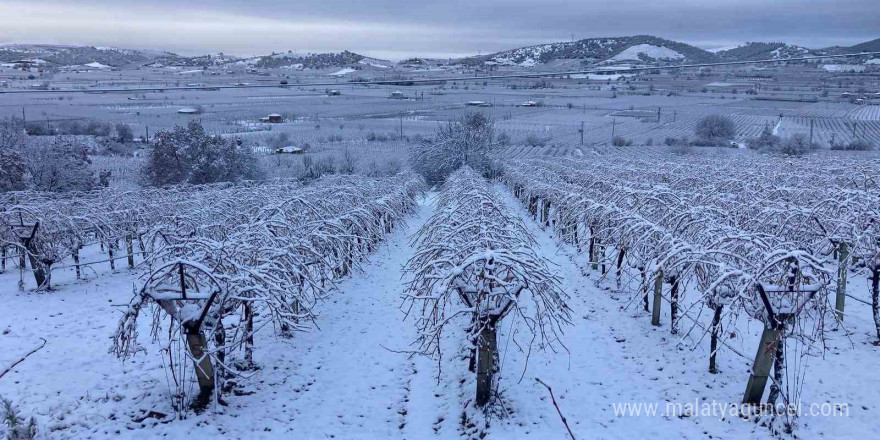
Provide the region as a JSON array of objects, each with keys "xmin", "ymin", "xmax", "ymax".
[{"xmin": 0, "ymin": 0, "xmax": 876, "ymax": 59}]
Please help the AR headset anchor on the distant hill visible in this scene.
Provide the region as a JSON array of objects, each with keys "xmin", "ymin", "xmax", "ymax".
[
  {"xmin": 715, "ymin": 42, "xmax": 811, "ymax": 61},
  {"xmin": 0, "ymin": 44, "xmax": 175, "ymax": 67},
  {"xmin": 843, "ymin": 38, "xmax": 880, "ymax": 53},
  {"xmin": 461, "ymin": 35, "xmax": 716, "ymax": 67},
  {"xmin": 252, "ymin": 50, "xmax": 391, "ymax": 70},
  {"xmin": 2, "ymin": 37, "xmax": 875, "ymax": 71},
  {"xmin": 457, "ymin": 35, "xmax": 880, "ymax": 68}
]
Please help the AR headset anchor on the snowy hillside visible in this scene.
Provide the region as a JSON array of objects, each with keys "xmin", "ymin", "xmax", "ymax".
[
  {"xmin": 0, "ymin": 44, "xmax": 175, "ymax": 67},
  {"xmin": 464, "ymin": 35, "xmax": 716, "ymax": 66},
  {"xmin": 251, "ymin": 50, "xmax": 389, "ymax": 70},
  {"xmin": 609, "ymin": 44, "xmax": 685, "ymax": 61},
  {"xmin": 463, "ymin": 36, "xmax": 880, "ymax": 68},
  {"xmin": 716, "ymin": 42, "xmax": 813, "ymax": 62}
]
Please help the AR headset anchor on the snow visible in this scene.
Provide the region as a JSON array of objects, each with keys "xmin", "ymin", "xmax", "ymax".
[
  {"xmin": 84, "ymin": 62, "xmax": 111, "ymax": 69},
  {"xmin": 358, "ymin": 58, "xmax": 391, "ymax": 69},
  {"xmin": 0, "ymin": 167, "xmax": 880, "ymax": 440},
  {"xmin": 822, "ymin": 64, "xmax": 866, "ymax": 72},
  {"xmin": 611, "ymin": 44, "xmax": 684, "ymax": 61},
  {"xmin": 329, "ymin": 68, "xmax": 356, "ymax": 76},
  {"xmin": 1, "ymin": 184, "xmax": 879, "ymax": 439}
]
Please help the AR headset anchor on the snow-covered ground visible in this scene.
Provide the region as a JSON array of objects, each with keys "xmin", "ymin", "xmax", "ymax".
[
  {"xmin": 329, "ymin": 67, "xmax": 357, "ymax": 76},
  {"xmin": 2, "ymin": 189, "xmax": 880, "ymax": 439}
]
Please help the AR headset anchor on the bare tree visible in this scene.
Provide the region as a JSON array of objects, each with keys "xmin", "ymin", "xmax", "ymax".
[{"xmin": 409, "ymin": 112, "xmax": 499, "ymax": 185}]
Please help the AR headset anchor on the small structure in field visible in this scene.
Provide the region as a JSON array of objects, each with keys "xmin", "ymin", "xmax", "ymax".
[
  {"xmin": 466, "ymin": 100, "xmax": 491, "ymax": 107},
  {"xmin": 177, "ymin": 107, "xmax": 199, "ymax": 114},
  {"xmin": 260, "ymin": 113, "xmax": 283, "ymax": 123},
  {"xmin": 390, "ymin": 90, "xmax": 405, "ymax": 99},
  {"xmin": 327, "ymin": 89, "xmax": 341, "ymax": 96},
  {"xmin": 520, "ymin": 100, "xmax": 538, "ymax": 107},
  {"xmin": 275, "ymin": 146, "xmax": 304, "ymax": 154}
]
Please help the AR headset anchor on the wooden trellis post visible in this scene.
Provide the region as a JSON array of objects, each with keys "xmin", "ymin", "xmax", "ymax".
[
  {"xmin": 615, "ymin": 247, "xmax": 627, "ymax": 289},
  {"xmin": 651, "ymin": 269, "xmax": 663, "ymax": 326},
  {"xmin": 126, "ymin": 233, "xmax": 135, "ymax": 269},
  {"xmin": 147, "ymin": 262, "xmax": 224, "ymax": 410},
  {"xmin": 742, "ymin": 281, "xmax": 820, "ymax": 405},
  {"xmin": 871, "ymin": 265, "xmax": 880, "ymax": 342},
  {"xmin": 835, "ymin": 242, "xmax": 849, "ymax": 321},
  {"xmin": 458, "ymin": 275, "xmax": 522, "ymax": 408},
  {"xmin": 183, "ymin": 324, "xmax": 216, "ymax": 407},
  {"xmin": 708, "ymin": 289, "xmax": 727, "ymax": 374},
  {"xmin": 669, "ymin": 274, "xmax": 680, "ymax": 335},
  {"xmin": 12, "ymin": 221, "xmax": 44, "ymax": 288},
  {"xmin": 589, "ymin": 227, "xmax": 598, "ymax": 271},
  {"xmin": 475, "ymin": 322, "xmax": 497, "ymax": 407},
  {"xmin": 108, "ymin": 240, "xmax": 115, "ymax": 270},
  {"xmin": 743, "ymin": 323, "xmax": 782, "ymax": 404},
  {"xmin": 541, "ymin": 200, "xmax": 551, "ymax": 227},
  {"xmin": 72, "ymin": 247, "xmax": 81, "ymax": 279}
]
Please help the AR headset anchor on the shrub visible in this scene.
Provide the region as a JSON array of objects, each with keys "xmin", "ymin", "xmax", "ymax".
[
  {"xmin": 0, "ymin": 118, "xmax": 27, "ymax": 192},
  {"xmin": 670, "ymin": 143, "xmax": 693, "ymax": 155},
  {"xmin": 664, "ymin": 136, "xmax": 690, "ymax": 147},
  {"xmin": 746, "ymin": 128, "xmax": 781, "ymax": 151},
  {"xmin": 611, "ymin": 136, "xmax": 632, "ymax": 147},
  {"xmin": 338, "ymin": 148, "xmax": 356, "ymax": 174},
  {"xmin": 143, "ymin": 120, "xmax": 263, "ymax": 186},
  {"xmin": 694, "ymin": 114, "xmax": 736, "ymax": 146},
  {"xmin": 115, "ymin": 123, "xmax": 134, "ymax": 143},
  {"xmin": 2, "ymin": 397, "xmax": 37, "ymax": 440},
  {"xmin": 831, "ymin": 139, "xmax": 874, "ymax": 151},
  {"xmin": 525, "ymin": 134, "xmax": 546, "ymax": 147},
  {"xmin": 300, "ymin": 155, "xmax": 336, "ymax": 181},
  {"xmin": 777, "ymin": 134, "xmax": 819, "ymax": 156},
  {"xmin": 25, "ymin": 136, "xmax": 97, "ymax": 192}
]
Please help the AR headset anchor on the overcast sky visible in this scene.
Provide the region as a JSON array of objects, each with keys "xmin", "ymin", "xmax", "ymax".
[{"xmin": 0, "ymin": 0, "xmax": 876, "ymax": 60}]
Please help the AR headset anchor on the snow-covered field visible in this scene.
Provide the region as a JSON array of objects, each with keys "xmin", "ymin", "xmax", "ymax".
[
  {"xmin": 3, "ymin": 151, "xmax": 880, "ymax": 439},
  {"xmin": 2, "ymin": 58, "xmax": 880, "ymax": 440}
]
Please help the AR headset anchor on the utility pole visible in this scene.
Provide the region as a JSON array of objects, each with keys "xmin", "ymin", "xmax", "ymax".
[
  {"xmin": 673, "ymin": 110, "xmax": 677, "ymax": 123},
  {"xmin": 657, "ymin": 107, "xmax": 662, "ymax": 123},
  {"xmin": 580, "ymin": 121, "xmax": 584, "ymax": 146},
  {"xmin": 145, "ymin": 125, "xmax": 149, "ymax": 142},
  {"xmin": 22, "ymin": 107, "xmax": 26, "ymax": 124},
  {"xmin": 611, "ymin": 119, "xmax": 616, "ymax": 142}
]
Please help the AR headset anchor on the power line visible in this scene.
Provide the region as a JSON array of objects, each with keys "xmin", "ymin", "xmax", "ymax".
[{"xmin": 1, "ymin": 51, "xmax": 877, "ymax": 95}]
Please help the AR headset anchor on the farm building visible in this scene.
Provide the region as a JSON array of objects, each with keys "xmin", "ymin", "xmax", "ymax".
[
  {"xmin": 275, "ymin": 146, "xmax": 304, "ymax": 154},
  {"xmin": 259, "ymin": 113, "xmax": 283, "ymax": 123},
  {"xmin": 390, "ymin": 90, "xmax": 405, "ymax": 99}
]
